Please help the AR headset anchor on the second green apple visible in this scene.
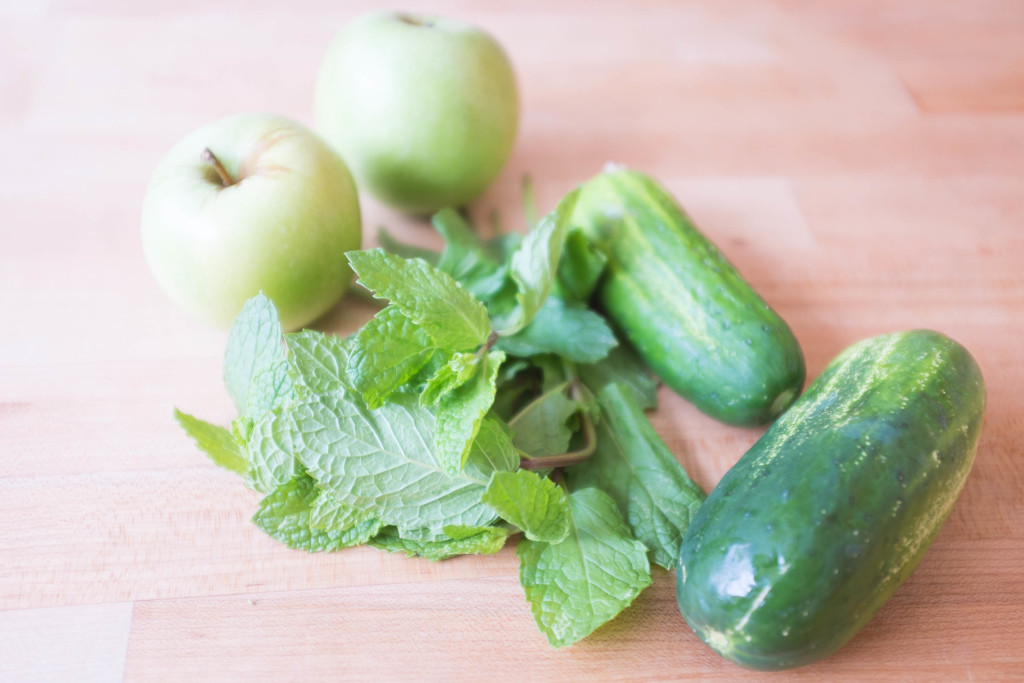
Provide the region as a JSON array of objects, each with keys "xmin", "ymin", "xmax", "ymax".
[{"xmin": 314, "ymin": 11, "xmax": 519, "ymax": 214}]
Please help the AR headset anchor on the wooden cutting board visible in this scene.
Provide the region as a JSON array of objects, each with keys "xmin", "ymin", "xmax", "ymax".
[{"xmin": 2, "ymin": 1, "xmax": 1022, "ymax": 680}]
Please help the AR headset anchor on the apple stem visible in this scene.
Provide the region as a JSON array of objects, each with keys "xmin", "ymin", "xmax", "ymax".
[
  {"xmin": 201, "ymin": 148, "xmax": 235, "ymax": 187},
  {"xmin": 398, "ymin": 13, "xmax": 434, "ymax": 27}
]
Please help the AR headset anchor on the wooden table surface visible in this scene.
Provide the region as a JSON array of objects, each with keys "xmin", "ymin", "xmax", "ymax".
[{"xmin": 3, "ymin": 1, "xmax": 1023, "ymax": 680}]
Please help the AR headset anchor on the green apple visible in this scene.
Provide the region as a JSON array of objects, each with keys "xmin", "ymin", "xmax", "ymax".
[
  {"xmin": 141, "ymin": 113, "xmax": 362, "ymax": 331},
  {"xmin": 314, "ymin": 11, "xmax": 519, "ymax": 214}
]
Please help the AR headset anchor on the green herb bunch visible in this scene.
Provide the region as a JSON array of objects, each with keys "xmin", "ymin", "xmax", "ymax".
[{"xmin": 176, "ymin": 187, "xmax": 706, "ymax": 647}]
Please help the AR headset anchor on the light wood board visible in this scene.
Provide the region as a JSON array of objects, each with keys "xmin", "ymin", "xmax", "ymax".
[{"xmin": 2, "ymin": 1, "xmax": 1023, "ymax": 680}]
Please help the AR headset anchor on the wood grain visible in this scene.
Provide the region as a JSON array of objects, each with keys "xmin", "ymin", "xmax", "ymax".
[{"xmin": 2, "ymin": 0, "xmax": 1023, "ymax": 680}]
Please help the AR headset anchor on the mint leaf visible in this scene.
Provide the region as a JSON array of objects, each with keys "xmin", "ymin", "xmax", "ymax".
[
  {"xmin": 347, "ymin": 248, "xmax": 490, "ymax": 351},
  {"xmin": 174, "ymin": 409, "xmax": 247, "ymax": 475},
  {"xmin": 508, "ymin": 384, "xmax": 578, "ymax": 457},
  {"xmin": 498, "ymin": 189, "xmax": 580, "ymax": 334},
  {"xmin": 557, "ymin": 227, "xmax": 607, "ymax": 303},
  {"xmin": 347, "ymin": 306, "xmax": 437, "ymax": 408},
  {"xmin": 482, "ymin": 470, "xmax": 570, "ymax": 543},
  {"xmin": 252, "ymin": 474, "xmax": 377, "ymax": 552},
  {"xmin": 498, "ymin": 297, "xmax": 617, "ymax": 364},
  {"xmin": 435, "ymin": 351, "xmax": 504, "ymax": 473},
  {"xmin": 245, "ymin": 406, "xmax": 298, "ymax": 494},
  {"xmin": 420, "ymin": 351, "xmax": 480, "ymax": 407},
  {"xmin": 517, "ymin": 486, "xmax": 652, "ymax": 648},
  {"xmin": 579, "ymin": 345, "xmax": 658, "ymax": 411},
  {"xmin": 285, "ymin": 330, "xmax": 355, "ymax": 397},
  {"xmin": 308, "ymin": 489, "xmax": 382, "ymax": 543},
  {"xmin": 369, "ymin": 524, "xmax": 509, "ymax": 561},
  {"xmin": 247, "ymin": 359, "xmax": 293, "ymax": 417},
  {"xmin": 433, "ymin": 209, "xmax": 508, "ymax": 301},
  {"xmin": 224, "ymin": 294, "xmax": 284, "ymax": 416},
  {"xmin": 568, "ymin": 383, "xmax": 706, "ymax": 569},
  {"xmin": 292, "ymin": 391, "xmax": 511, "ymax": 538}
]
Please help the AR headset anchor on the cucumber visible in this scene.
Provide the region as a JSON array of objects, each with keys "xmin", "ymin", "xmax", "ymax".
[
  {"xmin": 675, "ymin": 330, "xmax": 986, "ymax": 670},
  {"xmin": 571, "ymin": 167, "xmax": 804, "ymax": 427}
]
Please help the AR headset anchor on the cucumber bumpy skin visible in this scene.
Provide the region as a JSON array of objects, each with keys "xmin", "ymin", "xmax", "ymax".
[
  {"xmin": 571, "ymin": 167, "xmax": 805, "ymax": 427},
  {"xmin": 676, "ymin": 329, "xmax": 986, "ymax": 670}
]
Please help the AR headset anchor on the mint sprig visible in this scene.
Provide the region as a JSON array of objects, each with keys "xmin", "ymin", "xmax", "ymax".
[{"xmin": 174, "ymin": 189, "xmax": 706, "ymax": 649}]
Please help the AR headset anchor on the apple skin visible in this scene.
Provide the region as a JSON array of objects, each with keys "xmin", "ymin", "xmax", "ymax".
[
  {"xmin": 141, "ymin": 113, "xmax": 362, "ymax": 331},
  {"xmin": 314, "ymin": 11, "xmax": 519, "ymax": 214}
]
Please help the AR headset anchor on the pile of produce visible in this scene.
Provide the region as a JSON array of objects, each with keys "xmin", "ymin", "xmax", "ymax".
[{"xmin": 156, "ymin": 10, "xmax": 987, "ymax": 670}]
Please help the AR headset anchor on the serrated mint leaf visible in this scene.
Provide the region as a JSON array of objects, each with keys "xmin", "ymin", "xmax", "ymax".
[
  {"xmin": 498, "ymin": 297, "xmax": 617, "ymax": 364},
  {"xmin": 347, "ymin": 248, "xmax": 490, "ymax": 351},
  {"xmin": 223, "ymin": 294, "xmax": 285, "ymax": 416},
  {"xmin": 435, "ymin": 351, "xmax": 504, "ymax": 474},
  {"xmin": 308, "ymin": 489, "xmax": 382, "ymax": 543},
  {"xmin": 557, "ymin": 228, "xmax": 608, "ymax": 303},
  {"xmin": 482, "ymin": 470, "xmax": 569, "ymax": 543},
  {"xmin": 293, "ymin": 391, "xmax": 509, "ymax": 538},
  {"xmin": 174, "ymin": 409, "xmax": 247, "ymax": 475},
  {"xmin": 252, "ymin": 474, "xmax": 374, "ymax": 552},
  {"xmin": 347, "ymin": 306, "xmax": 437, "ymax": 409},
  {"xmin": 247, "ymin": 359, "xmax": 294, "ymax": 417},
  {"xmin": 285, "ymin": 330, "xmax": 355, "ymax": 397},
  {"xmin": 517, "ymin": 486, "xmax": 652, "ymax": 648},
  {"xmin": 508, "ymin": 385, "xmax": 578, "ymax": 457},
  {"xmin": 369, "ymin": 524, "xmax": 509, "ymax": 561},
  {"xmin": 245, "ymin": 406, "xmax": 298, "ymax": 494},
  {"xmin": 421, "ymin": 351, "xmax": 480, "ymax": 407},
  {"xmin": 567, "ymin": 383, "xmax": 706, "ymax": 570},
  {"xmin": 377, "ymin": 226, "xmax": 440, "ymax": 265},
  {"xmin": 497, "ymin": 189, "xmax": 580, "ymax": 335},
  {"xmin": 579, "ymin": 345, "xmax": 658, "ymax": 411}
]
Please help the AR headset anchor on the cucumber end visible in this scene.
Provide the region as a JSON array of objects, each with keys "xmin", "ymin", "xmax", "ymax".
[
  {"xmin": 703, "ymin": 627, "xmax": 731, "ymax": 653},
  {"xmin": 769, "ymin": 387, "xmax": 798, "ymax": 418}
]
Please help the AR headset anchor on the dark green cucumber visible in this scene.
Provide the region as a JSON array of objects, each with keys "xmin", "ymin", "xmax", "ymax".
[
  {"xmin": 676, "ymin": 330, "xmax": 986, "ymax": 670},
  {"xmin": 571, "ymin": 167, "xmax": 804, "ymax": 427}
]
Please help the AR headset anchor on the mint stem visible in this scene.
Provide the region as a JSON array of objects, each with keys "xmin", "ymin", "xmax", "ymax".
[
  {"xmin": 484, "ymin": 330, "xmax": 499, "ymax": 352},
  {"xmin": 519, "ymin": 409, "xmax": 597, "ymax": 471}
]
